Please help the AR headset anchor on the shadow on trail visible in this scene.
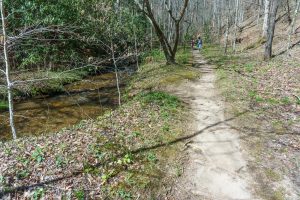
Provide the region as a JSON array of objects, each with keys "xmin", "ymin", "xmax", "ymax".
[{"xmin": 0, "ymin": 111, "xmax": 248, "ymax": 197}]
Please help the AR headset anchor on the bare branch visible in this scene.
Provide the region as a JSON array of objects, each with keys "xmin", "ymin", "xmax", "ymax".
[
  {"xmin": 0, "ymin": 69, "xmax": 5, "ymax": 75},
  {"xmin": 165, "ymin": 2, "xmax": 177, "ymax": 21}
]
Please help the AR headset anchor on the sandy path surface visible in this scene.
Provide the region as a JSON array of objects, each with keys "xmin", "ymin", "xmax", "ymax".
[{"xmin": 172, "ymin": 50, "xmax": 257, "ymax": 200}]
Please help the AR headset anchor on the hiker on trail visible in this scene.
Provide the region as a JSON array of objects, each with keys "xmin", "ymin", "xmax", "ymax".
[
  {"xmin": 191, "ymin": 39, "xmax": 195, "ymax": 49},
  {"xmin": 197, "ymin": 37, "xmax": 203, "ymax": 49}
]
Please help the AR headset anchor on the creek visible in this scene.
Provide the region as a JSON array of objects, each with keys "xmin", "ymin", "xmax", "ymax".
[{"xmin": 0, "ymin": 72, "xmax": 129, "ymax": 141}]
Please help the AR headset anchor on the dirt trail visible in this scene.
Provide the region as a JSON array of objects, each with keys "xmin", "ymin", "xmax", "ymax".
[{"xmin": 172, "ymin": 50, "xmax": 257, "ymax": 200}]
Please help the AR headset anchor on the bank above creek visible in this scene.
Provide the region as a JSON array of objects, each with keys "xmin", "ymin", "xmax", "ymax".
[{"xmin": 0, "ymin": 49, "xmax": 201, "ymax": 199}]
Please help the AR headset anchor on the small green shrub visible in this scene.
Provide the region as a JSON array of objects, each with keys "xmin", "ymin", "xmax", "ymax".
[
  {"xmin": 117, "ymin": 189, "xmax": 132, "ymax": 199},
  {"xmin": 281, "ymin": 97, "xmax": 291, "ymax": 105},
  {"xmin": 32, "ymin": 188, "xmax": 45, "ymax": 200},
  {"xmin": 147, "ymin": 152, "xmax": 158, "ymax": 163},
  {"xmin": 16, "ymin": 170, "xmax": 29, "ymax": 179},
  {"xmin": 0, "ymin": 175, "xmax": 4, "ymax": 184},
  {"xmin": 74, "ymin": 189, "xmax": 85, "ymax": 200},
  {"xmin": 55, "ymin": 155, "xmax": 66, "ymax": 168},
  {"xmin": 122, "ymin": 153, "xmax": 133, "ymax": 164},
  {"xmin": 138, "ymin": 91, "xmax": 180, "ymax": 109},
  {"xmin": 0, "ymin": 101, "xmax": 8, "ymax": 111},
  {"xmin": 162, "ymin": 124, "xmax": 170, "ymax": 132},
  {"xmin": 296, "ymin": 98, "xmax": 300, "ymax": 105},
  {"xmin": 142, "ymin": 49, "xmax": 165, "ymax": 63},
  {"xmin": 176, "ymin": 49, "xmax": 190, "ymax": 64},
  {"xmin": 244, "ymin": 63, "xmax": 254, "ymax": 72},
  {"xmin": 32, "ymin": 147, "xmax": 44, "ymax": 163}
]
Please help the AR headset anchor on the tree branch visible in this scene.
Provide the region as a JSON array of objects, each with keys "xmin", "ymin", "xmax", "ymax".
[{"xmin": 165, "ymin": 2, "xmax": 177, "ymax": 21}]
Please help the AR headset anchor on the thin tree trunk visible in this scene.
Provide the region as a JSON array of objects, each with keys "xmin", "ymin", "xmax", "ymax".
[
  {"xmin": 286, "ymin": 0, "xmax": 292, "ymax": 23},
  {"xmin": 134, "ymin": 28, "xmax": 139, "ymax": 70},
  {"xmin": 111, "ymin": 42, "xmax": 121, "ymax": 106},
  {"xmin": 0, "ymin": 0, "xmax": 17, "ymax": 139},
  {"xmin": 264, "ymin": 0, "xmax": 279, "ymax": 60},
  {"xmin": 262, "ymin": 0, "xmax": 271, "ymax": 37},
  {"xmin": 287, "ymin": 0, "xmax": 300, "ymax": 51},
  {"xmin": 168, "ymin": 0, "xmax": 172, "ymax": 43},
  {"xmin": 233, "ymin": 0, "xmax": 240, "ymax": 52},
  {"xmin": 224, "ymin": 15, "xmax": 230, "ymax": 54},
  {"xmin": 257, "ymin": 0, "xmax": 262, "ymax": 25},
  {"xmin": 135, "ymin": 0, "xmax": 189, "ymax": 65}
]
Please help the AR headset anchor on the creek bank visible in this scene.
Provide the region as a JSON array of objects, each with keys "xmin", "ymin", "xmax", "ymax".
[
  {"xmin": 0, "ymin": 55, "xmax": 138, "ymax": 101},
  {"xmin": 0, "ymin": 49, "xmax": 201, "ymax": 199}
]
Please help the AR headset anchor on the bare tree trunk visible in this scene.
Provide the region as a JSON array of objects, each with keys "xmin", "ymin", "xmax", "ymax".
[
  {"xmin": 0, "ymin": 0, "xmax": 17, "ymax": 139},
  {"xmin": 135, "ymin": 0, "xmax": 189, "ymax": 65},
  {"xmin": 168, "ymin": 0, "xmax": 172, "ymax": 43},
  {"xmin": 262, "ymin": 0, "xmax": 271, "ymax": 37},
  {"xmin": 264, "ymin": 0, "xmax": 279, "ymax": 60},
  {"xmin": 257, "ymin": 0, "xmax": 262, "ymax": 25},
  {"xmin": 111, "ymin": 42, "xmax": 121, "ymax": 106},
  {"xmin": 134, "ymin": 28, "xmax": 139, "ymax": 70},
  {"xmin": 287, "ymin": 0, "xmax": 300, "ymax": 51},
  {"xmin": 224, "ymin": 15, "xmax": 230, "ymax": 54},
  {"xmin": 233, "ymin": 0, "xmax": 240, "ymax": 52},
  {"xmin": 286, "ymin": 0, "xmax": 292, "ymax": 23}
]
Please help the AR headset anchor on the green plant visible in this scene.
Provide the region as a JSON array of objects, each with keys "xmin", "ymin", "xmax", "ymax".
[
  {"xmin": 122, "ymin": 154, "xmax": 133, "ymax": 164},
  {"xmin": 0, "ymin": 101, "xmax": 8, "ymax": 111},
  {"xmin": 147, "ymin": 152, "xmax": 158, "ymax": 163},
  {"xmin": 162, "ymin": 124, "xmax": 170, "ymax": 132},
  {"xmin": 131, "ymin": 131, "xmax": 141, "ymax": 138},
  {"xmin": 176, "ymin": 49, "xmax": 190, "ymax": 64},
  {"xmin": 161, "ymin": 110, "xmax": 170, "ymax": 119},
  {"xmin": 296, "ymin": 98, "xmax": 300, "ymax": 105},
  {"xmin": 281, "ymin": 97, "xmax": 291, "ymax": 105},
  {"xmin": 32, "ymin": 188, "xmax": 45, "ymax": 200},
  {"xmin": 83, "ymin": 163, "xmax": 99, "ymax": 175},
  {"xmin": 124, "ymin": 173, "xmax": 135, "ymax": 186},
  {"xmin": 4, "ymin": 148, "xmax": 12, "ymax": 156},
  {"xmin": 101, "ymin": 170, "xmax": 114, "ymax": 183},
  {"xmin": 16, "ymin": 170, "xmax": 30, "ymax": 179},
  {"xmin": 17, "ymin": 156, "xmax": 30, "ymax": 166},
  {"xmin": 271, "ymin": 187, "xmax": 285, "ymax": 200},
  {"xmin": 55, "ymin": 155, "xmax": 66, "ymax": 168},
  {"xmin": 255, "ymin": 96, "xmax": 264, "ymax": 103},
  {"xmin": 31, "ymin": 147, "xmax": 44, "ymax": 163},
  {"xmin": 139, "ymin": 91, "xmax": 180, "ymax": 109},
  {"xmin": 175, "ymin": 165, "xmax": 184, "ymax": 177},
  {"xmin": 142, "ymin": 49, "xmax": 165, "ymax": 63},
  {"xmin": 265, "ymin": 168, "xmax": 281, "ymax": 182},
  {"xmin": 74, "ymin": 189, "xmax": 85, "ymax": 200},
  {"xmin": 0, "ymin": 175, "xmax": 5, "ymax": 184},
  {"xmin": 117, "ymin": 189, "xmax": 132, "ymax": 200},
  {"xmin": 88, "ymin": 144, "xmax": 106, "ymax": 160},
  {"xmin": 244, "ymin": 63, "xmax": 254, "ymax": 72}
]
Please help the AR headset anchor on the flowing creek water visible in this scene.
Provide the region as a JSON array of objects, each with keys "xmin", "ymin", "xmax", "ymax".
[{"xmin": 0, "ymin": 72, "xmax": 127, "ymax": 141}]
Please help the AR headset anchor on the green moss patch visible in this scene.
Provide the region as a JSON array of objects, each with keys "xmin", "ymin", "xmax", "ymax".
[{"xmin": 0, "ymin": 101, "xmax": 8, "ymax": 111}]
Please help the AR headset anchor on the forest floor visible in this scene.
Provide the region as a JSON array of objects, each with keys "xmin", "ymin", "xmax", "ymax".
[{"xmin": 1, "ymin": 47, "xmax": 299, "ymax": 199}]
